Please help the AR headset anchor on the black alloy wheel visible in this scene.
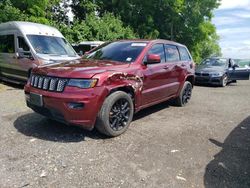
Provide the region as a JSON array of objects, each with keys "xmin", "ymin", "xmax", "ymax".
[
  {"xmin": 96, "ymin": 91, "xmax": 134, "ymax": 137},
  {"xmin": 182, "ymin": 82, "xmax": 192, "ymax": 105},
  {"xmin": 173, "ymin": 81, "xmax": 193, "ymax": 107},
  {"xmin": 109, "ymin": 98, "xmax": 131, "ymax": 131}
]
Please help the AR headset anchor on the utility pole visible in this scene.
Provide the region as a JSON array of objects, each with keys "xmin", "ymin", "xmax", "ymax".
[{"xmin": 171, "ymin": 21, "xmax": 174, "ymax": 41}]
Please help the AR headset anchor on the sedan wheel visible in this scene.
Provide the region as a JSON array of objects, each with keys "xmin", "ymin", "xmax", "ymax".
[{"xmin": 221, "ymin": 75, "xmax": 228, "ymax": 87}]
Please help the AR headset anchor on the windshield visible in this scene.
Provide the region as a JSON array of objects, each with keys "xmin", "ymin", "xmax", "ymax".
[
  {"xmin": 201, "ymin": 58, "xmax": 227, "ymax": 67},
  {"xmin": 27, "ymin": 35, "xmax": 77, "ymax": 57},
  {"xmin": 85, "ymin": 41, "xmax": 147, "ymax": 63}
]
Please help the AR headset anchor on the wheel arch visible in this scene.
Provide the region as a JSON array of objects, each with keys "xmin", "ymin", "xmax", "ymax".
[
  {"xmin": 185, "ymin": 75, "xmax": 195, "ymax": 87},
  {"xmin": 108, "ymin": 85, "xmax": 135, "ymax": 102}
]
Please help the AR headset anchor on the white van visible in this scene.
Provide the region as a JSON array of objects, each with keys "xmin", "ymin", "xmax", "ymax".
[{"xmin": 0, "ymin": 21, "xmax": 80, "ymax": 84}]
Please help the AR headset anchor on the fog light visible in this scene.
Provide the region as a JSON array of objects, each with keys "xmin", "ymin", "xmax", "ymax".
[{"xmin": 68, "ymin": 102, "xmax": 84, "ymax": 109}]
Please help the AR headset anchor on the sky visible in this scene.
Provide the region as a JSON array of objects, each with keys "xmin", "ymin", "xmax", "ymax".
[{"xmin": 212, "ymin": 0, "xmax": 250, "ymax": 59}]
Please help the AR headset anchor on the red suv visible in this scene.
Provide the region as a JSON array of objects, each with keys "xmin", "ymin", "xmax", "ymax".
[{"xmin": 24, "ymin": 40, "xmax": 195, "ymax": 137}]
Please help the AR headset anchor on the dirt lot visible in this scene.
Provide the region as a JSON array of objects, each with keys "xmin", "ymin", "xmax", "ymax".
[{"xmin": 0, "ymin": 81, "xmax": 250, "ymax": 188}]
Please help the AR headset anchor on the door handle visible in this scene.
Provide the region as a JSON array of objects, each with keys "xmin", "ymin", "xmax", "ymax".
[
  {"xmin": 175, "ymin": 64, "xmax": 185, "ymax": 68},
  {"xmin": 163, "ymin": 66, "xmax": 169, "ymax": 70}
]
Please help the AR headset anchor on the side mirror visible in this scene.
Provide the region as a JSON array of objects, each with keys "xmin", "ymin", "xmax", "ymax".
[
  {"xmin": 232, "ymin": 64, "xmax": 239, "ymax": 69},
  {"xmin": 84, "ymin": 51, "xmax": 90, "ymax": 55},
  {"xmin": 144, "ymin": 54, "xmax": 161, "ymax": 65},
  {"xmin": 17, "ymin": 48, "xmax": 33, "ymax": 60}
]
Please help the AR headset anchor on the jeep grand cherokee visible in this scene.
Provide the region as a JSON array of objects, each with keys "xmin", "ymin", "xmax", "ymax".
[{"xmin": 24, "ymin": 39, "xmax": 195, "ymax": 137}]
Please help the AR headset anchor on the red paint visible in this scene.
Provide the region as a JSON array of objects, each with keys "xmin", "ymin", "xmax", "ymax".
[{"xmin": 24, "ymin": 39, "xmax": 195, "ymax": 130}]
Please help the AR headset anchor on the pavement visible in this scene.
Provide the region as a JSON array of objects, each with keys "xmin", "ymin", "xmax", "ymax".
[{"xmin": 0, "ymin": 81, "xmax": 250, "ymax": 188}]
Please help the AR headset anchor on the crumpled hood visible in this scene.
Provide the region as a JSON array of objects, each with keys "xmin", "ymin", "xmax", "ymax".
[
  {"xmin": 195, "ymin": 65, "xmax": 226, "ymax": 73},
  {"xmin": 33, "ymin": 59, "xmax": 131, "ymax": 78}
]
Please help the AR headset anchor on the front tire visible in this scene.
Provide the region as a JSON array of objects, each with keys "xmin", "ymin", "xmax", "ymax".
[
  {"xmin": 96, "ymin": 91, "xmax": 134, "ymax": 137},
  {"xmin": 221, "ymin": 75, "xmax": 228, "ymax": 87},
  {"xmin": 174, "ymin": 81, "xmax": 192, "ymax": 107}
]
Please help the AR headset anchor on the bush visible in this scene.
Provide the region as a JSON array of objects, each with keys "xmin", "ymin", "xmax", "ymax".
[{"xmin": 59, "ymin": 13, "xmax": 137, "ymax": 43}]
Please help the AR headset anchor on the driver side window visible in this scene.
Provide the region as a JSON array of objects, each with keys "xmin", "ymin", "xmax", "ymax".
[
  {"xmin": 18, "ymin": 37, "xmax": 30, "ymax": 51},
  {"xmin": 147, "ymin": 44, "xmax": 166, "ymax": 63}
]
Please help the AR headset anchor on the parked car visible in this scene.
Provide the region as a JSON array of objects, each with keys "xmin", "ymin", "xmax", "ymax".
[
  {"xmin": 195, "ymin": 57, "xmax": 249, "ymax": 87},
  {"xmin": 0, "ymin": 21, "xmax": 79, "ymax": 84},
  {"xmin": 72, "ymin": 41, "xmax": 104, "ymax": 56},
  {"xmin": 24, "ymin": 39, "xmax": 195, "ymax": 137}
]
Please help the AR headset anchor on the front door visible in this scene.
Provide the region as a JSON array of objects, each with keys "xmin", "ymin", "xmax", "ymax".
[
  {"xmin": 14, "ymin": 36, "xmax": 35, "ymax": 81},
  {"xmin": 228, "ymin": 67, "xmax": 249, "ymax": 80},
  {"xmin": 141, "ymin": 43, "xmax": 170, "ymax": 105}
]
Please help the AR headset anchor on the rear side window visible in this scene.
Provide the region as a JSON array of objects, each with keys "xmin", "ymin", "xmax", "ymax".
[
  {"xmin": 18, "ymin": 37, "xmax": 30, "ymax": 51},
  {"xmin": 179, "ymin": 46, "xmax": 191, "ymax": 61},
  {"xmin": 165, "ymin": 45, "xmax": 180, "ymax": 62},
  {"xmin": 0, "ymin": 35, "xmax": 15, "ymax": 53},
  {"xmin": 148, "ymin": 44, "xmax": 166, "ymax": 63}
]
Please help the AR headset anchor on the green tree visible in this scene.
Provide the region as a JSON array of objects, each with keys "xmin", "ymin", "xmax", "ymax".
[
  {"xmin": 71, "ymin": 0, "xmax": 98, "ymax": 20},
  {"xmin": 0, "ymin": 0, "xmax": 27, "ymax": 23},
  {"xmin": 59, "ymin": 13, "xmax": 136, "ymax": 43},
  {"xmin": 83, "ymin": 0, "xmax": 222, "ymax": 62},
  {"xmin": 0, "ymin": 0, "xmax": 221, "ymax": 62}
]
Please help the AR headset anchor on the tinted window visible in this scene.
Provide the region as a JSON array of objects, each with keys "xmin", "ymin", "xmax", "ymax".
[
  {"xmin": 179, "ymin": 46, "xmax": 191, "ymax": 61},
  {"xmin": 165, "ymin": 45, "xmax": 180, "ymax": 62},
  {"xmin": 0, "ymin": 35, "xmax": 15, "ymax": 53},
  {"xmin": 18, "ymin": 37, "xmax": 30, "ymax": 51},
  {"xmin": 86, "ymin": 42, "xmax": 147, "ymax": 63},
  {"xmin": 201, "ymin": 58, "xmax": 227, "ymax": 67},
  {"xmin": 148, "ymin": 44, "xmax": 165, "ymax": 63}
]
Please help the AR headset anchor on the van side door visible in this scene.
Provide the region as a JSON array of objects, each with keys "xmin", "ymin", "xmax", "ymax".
[{"xmin": 0, "ymin": 34, "xmax": 16, "ymax": 79}]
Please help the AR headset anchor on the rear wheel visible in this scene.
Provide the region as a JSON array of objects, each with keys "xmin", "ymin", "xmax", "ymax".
[
  {"xmin": 96, "ymin": 91, "xmax": 134, "ymax": 137},
  {"xmin": 173, "ymin": 81, "xmax": 192, "ymax": 107}
]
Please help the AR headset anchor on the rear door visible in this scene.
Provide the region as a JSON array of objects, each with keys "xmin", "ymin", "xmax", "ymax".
[{"xmin": 164, "ymin": 44, "xmax": 182, "ymax": 96}]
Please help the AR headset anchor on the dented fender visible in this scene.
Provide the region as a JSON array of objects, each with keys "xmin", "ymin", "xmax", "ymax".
[
  {"xmin": 106, "ymin": 72, "xmax": 144, "ymax": 92},
  {"xmin": 94, "ymin": 72, "xmax": 145, "ymax": 109}
]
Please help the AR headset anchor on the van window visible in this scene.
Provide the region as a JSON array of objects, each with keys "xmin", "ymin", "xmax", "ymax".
[
  {"xmin": 179, "ymin": 46, "xmax": 191, "ymax": 61},
  {"xmin": 148, "ymin": 44, "xmax": 166, "ymax": 63},
  {"xmin": 27, "ymin": 35, "xmax": 77, "ymax": 57},
  {"xmin": 18, "ymin": 37, "xmax": 30, "ymax": 51},
  {"xmin": 165, "ymin": 45, "xmax": 180, "ymax": 62},
  {"xmin": 0, "ymin": 35, "xmax": 15, "ymax": 53}
]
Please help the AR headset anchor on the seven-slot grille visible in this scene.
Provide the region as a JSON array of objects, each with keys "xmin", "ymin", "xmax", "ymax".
[{"xmin": 30, "ymin": 74, "xmax": 68, "ymax": 92}]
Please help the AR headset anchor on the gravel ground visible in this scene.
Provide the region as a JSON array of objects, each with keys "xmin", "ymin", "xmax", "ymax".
[{"xmin": 0, "ymin": 81, "xmax": 250, "ymax": 188}]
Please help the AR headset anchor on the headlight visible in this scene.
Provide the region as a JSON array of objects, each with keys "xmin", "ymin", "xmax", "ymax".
[
  {"xmin": 211, "ymin": 72, "xmax": 223, "ymax": 77},
  {"xmin": 67, "ymin": 79, "xmax": 98, "ymax": 89}
]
